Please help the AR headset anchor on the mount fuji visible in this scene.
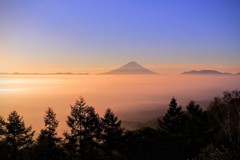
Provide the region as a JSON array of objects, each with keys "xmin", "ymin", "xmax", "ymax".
[{"xmin": 102, "ymin": 61, "xmax": 157, "ymax": 75}]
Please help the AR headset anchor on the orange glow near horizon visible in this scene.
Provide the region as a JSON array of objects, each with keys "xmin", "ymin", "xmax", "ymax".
[
  {"xmin": 0, "ymin": 74, "xmax": 239, "ymax": 136},
  {"xmin": 1, "ymin": 52, "xmax": 239, "ymax": 74},
  {"xmin": 1, "ymin": 57, "xmax": 239, "ymax": 75}
]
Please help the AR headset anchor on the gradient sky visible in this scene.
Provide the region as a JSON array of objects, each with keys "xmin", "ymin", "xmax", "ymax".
[{"xmin": 1, "ymin": 0, "xmax": 240, "ymax": 73}]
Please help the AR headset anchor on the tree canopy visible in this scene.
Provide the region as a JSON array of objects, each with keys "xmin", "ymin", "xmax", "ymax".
[{"xmin": 0, "ymin": 91, "xmax": 240, "ymax": 160}]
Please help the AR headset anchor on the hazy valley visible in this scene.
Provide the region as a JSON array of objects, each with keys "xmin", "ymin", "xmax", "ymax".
[{"xmin": 0, "ymin": 73, "xmax": 239, "ymax": 133}]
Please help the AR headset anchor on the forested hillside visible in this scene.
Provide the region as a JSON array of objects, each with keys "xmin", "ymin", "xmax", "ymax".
[{"xmin": 0, "ymin": 91, "xmax": 240, "ymax": 160}]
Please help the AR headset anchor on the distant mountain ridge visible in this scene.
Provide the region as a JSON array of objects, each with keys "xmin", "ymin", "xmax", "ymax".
[
  {"xmin": 182, "ymin": 70, "xmax": 232, "ymax": 75},
  {"xmin": 0, "ymin": 72, "xmax": 89, "ymax": 75},
  {"xmin": 102, "ymin": 61, "xmax": 157, "ymax": 75}
]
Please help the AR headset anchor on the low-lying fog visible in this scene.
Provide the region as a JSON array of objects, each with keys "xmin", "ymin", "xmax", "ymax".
[{"xmin": 0, "ymin": 74, "xmax": 239, "ymax": 133}]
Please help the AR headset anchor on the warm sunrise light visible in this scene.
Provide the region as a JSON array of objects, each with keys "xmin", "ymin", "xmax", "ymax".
[{"xmin": 0, "ymin": 1, "xmax": 240, "ymax": 159}]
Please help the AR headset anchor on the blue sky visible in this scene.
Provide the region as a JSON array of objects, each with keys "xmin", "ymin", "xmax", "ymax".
[{"xmin": 1, "ymin": 0, "xmax": 240, "ymax": 73}]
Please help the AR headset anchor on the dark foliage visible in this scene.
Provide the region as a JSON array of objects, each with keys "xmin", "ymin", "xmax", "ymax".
[
  {"xmin": 34, "ymin": 107, "xmax": 65, "ymax": 160},
  {"xmin": 120, "ymin": 127, "xmax": 162, "ymax": 160},
  {"xmin": 0, "ymin": 111, "xmax": 34, "ymax": 160},
  {"xmin": 0, "ymin": 91, "xmax": 240, "ymax": 159},
  {"xmin": 101, "ymin": 108, "xmax": 123, "ymax": 159},
  {"xmin": 64, "ymin": 97, "xmax": 101, "ymax": 160},
  {"xmin": 207, "ymin": 90, "xmax": 240, "ymax": 159},
  {"xmin": 183, "ymin": 101, "xmax": 210, "ymax": 159},
  {"xmin": 157, "ymin": 98, "xmax": 187, "ymax": 160},
  {"xmin": 158, "ymin": 97, "xmax": 184, "ymax": 134}
]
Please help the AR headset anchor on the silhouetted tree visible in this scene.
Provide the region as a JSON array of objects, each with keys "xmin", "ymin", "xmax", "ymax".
[
  {"xmin": 35, "ymin": 107, "xmax": 63, "ymax": 160},
  {"xmin": 0, "ymin": 116, "xmax": 6, "ymax": 141},
  {"xmin": 198, "ymin": 144, "xmax": 232, "ymax": 160},
  {"xmin": 0, "ymin": 91, "xmax": 239, "ymax": 160},
  {"xmin": 183, "ymin": 101, "xmax": 209, "ymax": 159},
  {"xmin": 121, "ymin": 127, "xmax": 162, "ymax": 160},
  {"xmin": 208, "ymin": 90, "xmax": 240, "ymax": 159},
  {"xmin": 101, "ymin": 108, "xmax": 123, "ymax": 159},
  {"xmin": 81, "ymin": 106, "xmax": 101, "ymax": 159},
  {"xmin": 157, "ymin": 98, "xmax": 187, "ymax": 160},
  {"xmin": 0, "ymin": 116, "xmax": 10, "ymax": 160},
  {"xmin": 158, "ymin": 97, "xmax": 184, "ymax": 133},
  {"xmin": 64, "ymin": 97, "xmax": 101, "ymax": 160},
  {"xmin": 64, "ymin": 97, "xmax": 86, "ymax": 160},
  {"xmin": 5, "ymin": 111, "xmax": 35, "ymax": 160}
]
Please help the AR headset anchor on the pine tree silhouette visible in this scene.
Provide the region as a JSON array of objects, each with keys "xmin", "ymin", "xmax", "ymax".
[
  {"xmin": 158, "ymin": 98, "xmax": 184, "ymax": 133},
  {"xmin": 64, "ymin": 97, "xmax": 101, "ymax": 160},
  {"xmin": 5, "ymin": 111, "xmax": 35, "ymax": 160},
  {"xmin": 35, "ymin": 107, "xmax": 62, "ymax": 160},
  {"xmin": 101, "ymin": 108, "xmax": 123, "ymax": 159}
]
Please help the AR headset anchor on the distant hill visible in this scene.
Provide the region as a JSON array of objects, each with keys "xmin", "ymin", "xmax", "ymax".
[
  {"xmin": 0, "ymin": 72, "xmax": 89, "ymax": 75},
  {"xmin": 12, "ymin": 72, "xmax": 40, "ymax": 75},
  {"xmin": 182, "ymin": 70, "xmax": 231, "ymax": 75},
  {"xmin": 122, "ymin": 120, "xmax": 145, "ymax": 130},
  {"xmin": 102, "ymin": 61, "xmax": 157, "ymax": 75},
  {"xmin": 122, "ymin": 118, "xmax": 159, "ymax": 130},
  {"xmin": 46, "ymin": 72, "xmax": 89, "ymax": 75}
]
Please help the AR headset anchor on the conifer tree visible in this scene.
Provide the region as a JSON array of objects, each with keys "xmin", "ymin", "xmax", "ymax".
[
  {"xmin": 158, "ymin": 98, "xmax": 186, "ymax": 159},
  {"xmin": 35, "ymin": 107, "xmax": 62, "ymax": 160},
  {"xmin": 5, "ymin": 111, "xmax": 35, "ymax": 160},
  {"xmin": 0, "ymin": 116, "xmax": 6, "ymax": 140},
  {"xmin": 64, "ymin": 97, "xmax": 101, "ymax": 160},
  {"xmin": 158, "ymin": 98, "xmax": 184, "ymax": 133},
  {"xmin": 101, "ymin": 108, "xmax": 123, "ymax": 158},
  {"xmin": 184, "ymin": 101, "xmax": 209, "ymax": 159},
  {"xmin": 82, "ymin": 106, "xmax": 101, "ymax": 146},
  {"xmin": 0, "ymin": 116, "xmax": 9, "ymax": 159}
]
